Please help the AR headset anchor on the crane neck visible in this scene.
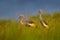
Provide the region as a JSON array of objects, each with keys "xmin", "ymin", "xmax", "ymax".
[
  {"xmin": 39, "ymin": 12, "xmax": 43, "ymax": 21},
  {"xmin": 20, "ymin": 18, "xmax": 24, "ymax": 24}
]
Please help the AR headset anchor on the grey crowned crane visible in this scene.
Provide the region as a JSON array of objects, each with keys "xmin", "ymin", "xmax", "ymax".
[
  {"xmin": 39, "ymin": 9, "xmax": 49, "ymax": 29},
  {"xmin": 19, "ymin": 14, "xmax": 37, "ymax": 28}
]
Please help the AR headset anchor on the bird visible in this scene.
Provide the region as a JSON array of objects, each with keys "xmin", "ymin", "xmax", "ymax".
[
  {"xmin": 39, "ymin": 9, "xmax": 49, "ymax": 29},
  {"xmin": 19, "ymin": 14, "xmax": 37, "ymax": 28}
]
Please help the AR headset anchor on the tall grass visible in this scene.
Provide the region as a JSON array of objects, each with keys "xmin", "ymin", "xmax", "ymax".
[{"xmin": 0, "ymin": 12, "xmax": 60, "ymax": 40}]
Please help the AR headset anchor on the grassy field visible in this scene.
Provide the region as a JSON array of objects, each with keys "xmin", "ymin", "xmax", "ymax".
[{"xmin": 0, "ymin": 12, "xmax": 60, "ymax": 40}]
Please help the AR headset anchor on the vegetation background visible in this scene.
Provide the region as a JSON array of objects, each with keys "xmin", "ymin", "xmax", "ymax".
[{"xmin": 0, "ymin": 12, "xmax": 60, "ymax": 40}]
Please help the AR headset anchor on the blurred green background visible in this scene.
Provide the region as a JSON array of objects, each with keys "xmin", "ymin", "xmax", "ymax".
[{"xmin": 0, "ymin": 12, "xmax": 60, "ymax": 40}]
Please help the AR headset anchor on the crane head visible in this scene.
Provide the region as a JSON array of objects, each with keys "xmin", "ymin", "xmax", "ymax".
[
  {"xmin": 39, "ymin": 9, "xmax": 43, "ymax": 15},
  {"xmin": 19, "ymin": 14, "xmax": 24, "ymax": 20}
]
